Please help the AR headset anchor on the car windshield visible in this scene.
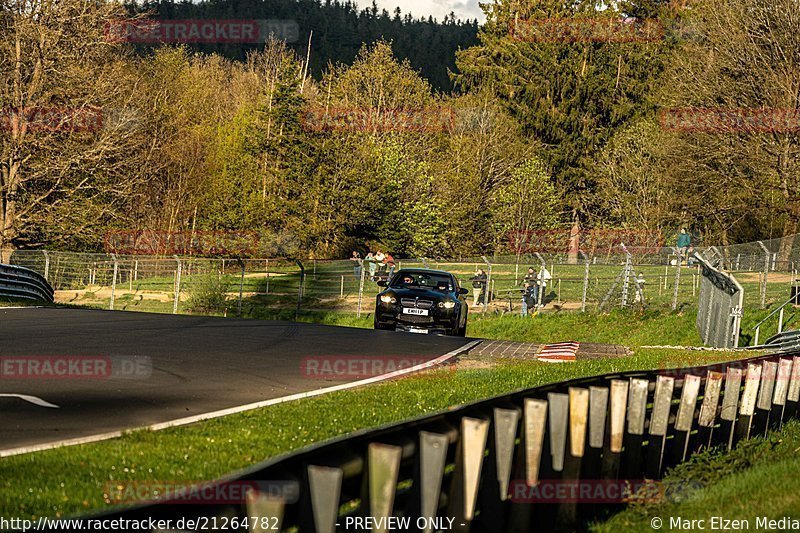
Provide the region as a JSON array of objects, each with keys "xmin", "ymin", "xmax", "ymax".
[{"xmin": 389, "ymin": 272, "xmax": 453, "ymax": 291}]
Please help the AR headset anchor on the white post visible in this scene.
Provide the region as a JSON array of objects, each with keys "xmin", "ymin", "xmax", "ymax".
[
  {"xmin": 43, "ymin": 251, "xmax": 50, "ymax": 281},
  {"xmin": 109, "ymin": 254, "xmax": 118, "ymax": 310},
  {"xmin": 356, "ymin": 266, "xmax": 366, "ymax": 318},
  {"xmin": 173, "ymin": 256, "xmax": 182, "ymax": 314}
]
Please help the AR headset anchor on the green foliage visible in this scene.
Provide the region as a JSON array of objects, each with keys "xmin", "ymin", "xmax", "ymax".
[
  {"xmin": 492, "ymin": 157, "xmax": 560, "ymax": 252},
  {"xmin": 454, "ymin": 0, "xmax": 674, "ymax": 220},
  {"xmin": 593, "ymin": 421, "xmax": 800, "ymax": 531},
  {"xmin": 134, "ymin": 0, "xmax": 480, "ymax": 92},
  {"xmin": 186, "ymin": 271, "xmax": 229, "ymax": 313}
]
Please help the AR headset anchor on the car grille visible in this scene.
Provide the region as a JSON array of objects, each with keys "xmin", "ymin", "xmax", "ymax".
[
  {"xmin": 400, "ymin": 298, "xmax": 434, "ymax": 309},
  {"xmin": 400, "ymin": 314, "xmax": 434, "ymax": 324}
]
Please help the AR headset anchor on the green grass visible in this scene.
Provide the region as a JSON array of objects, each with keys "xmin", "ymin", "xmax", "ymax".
[
  {"xmin": 592, "ymin": 421, "xmax": 800, "ymax": 532},
  {"xmin": 467, "ymin": 308, "xmax": 703, "ymax": 346},
  {"xmin": 0, "ymin": 348, "xmax": 743, "ymax": 520}
]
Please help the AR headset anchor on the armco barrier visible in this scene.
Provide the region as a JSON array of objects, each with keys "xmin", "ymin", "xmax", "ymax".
[
  {"xmin": 0, "ymin": 263, "xmax": 54, "ymax": 302},
  {"xmin": 89, "ymin": 349, "xmax": 800, "ymax": 532}
]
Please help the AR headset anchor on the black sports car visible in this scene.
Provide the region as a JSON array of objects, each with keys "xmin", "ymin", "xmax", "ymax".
[{"xmin": 374, "ymin": 269, "xmax": 469, "ymax": 336}]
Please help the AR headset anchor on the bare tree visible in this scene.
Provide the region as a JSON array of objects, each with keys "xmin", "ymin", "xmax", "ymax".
[
  {"xmin": 0, "ymin": 0, "xmax": 147, "ymax": 259},
  {"xmin": 659, "ymin": 0, "xmax": 800, "ymax": 249}
]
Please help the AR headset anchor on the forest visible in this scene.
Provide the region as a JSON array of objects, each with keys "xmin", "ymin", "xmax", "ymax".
[{"xmin": 1, "ymin": 0, "xmax": 799, "ymax": 260}]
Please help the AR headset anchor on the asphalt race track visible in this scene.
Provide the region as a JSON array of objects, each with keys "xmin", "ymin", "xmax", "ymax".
[{"xmin": 0, "ymin": 307, "xmax": 470, "ymax": 452}]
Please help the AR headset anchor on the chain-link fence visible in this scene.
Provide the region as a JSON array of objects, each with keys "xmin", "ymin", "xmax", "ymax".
[{"xmin": 3, "ymin": 236, "xmax": 799, "ymax": 334}]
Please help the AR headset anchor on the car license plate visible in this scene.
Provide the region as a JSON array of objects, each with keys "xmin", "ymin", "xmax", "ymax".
[
  {"xmin": 408, "ymin": 327, "xmax": 429, "ymax": 334},
  {"xmin": 403, "ymin": 308, "xmax": 429, "ymax": 316}
]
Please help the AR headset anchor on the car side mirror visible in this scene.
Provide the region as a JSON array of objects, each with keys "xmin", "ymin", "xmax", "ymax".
[
  {"xmin": 377, "ymin": 280, "xmax": 387, "ymax": 287},
  {"xmin": 459, "ymin": 287, "xmax": 469, "ymax": 295}
]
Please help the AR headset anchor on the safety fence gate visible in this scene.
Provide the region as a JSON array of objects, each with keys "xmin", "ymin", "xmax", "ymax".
[
  {"xmin": 91, "ymin": 349, "xmax": 800, "ymax": 532},
  {"xmin": 695, "ymin": 253, "xmax": 744, "ymax": 348}
]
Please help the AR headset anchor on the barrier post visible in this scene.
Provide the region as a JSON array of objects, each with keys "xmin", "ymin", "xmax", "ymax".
[
  {"xmin": 581, "ymin": 255, "xmax": 590, "ymax": 313},
  {"xmin": 109, "ymin": 254, "xmax": 118, "ymax": 310},
  {"xmin": 672, "ymin": 247, "xmax": 682, "ymax": 311},
  {"xmin": 43, "ymin": 250, "xmax": 50, "ymax": 281},
  {"xmin": 758, "ymin": 241, "xmax": 770, "ymax": 309},
  {"xmin": 481, "ymin": 256, "xmax": 492, "ymax": 313},
  {"xmin": 237, "ymin": 258, "xmax": 245, "ymax": 317},
  {"xmin": 173, "ymin": 255, "xmax": 182, "ymax": 314},
  {"xmin": 296, "ymin": 260, "xmax": 305, "ymax": 320},
  {"xmin": 357, "ymin": 264, "xmax": 366, "ymax": 318}
]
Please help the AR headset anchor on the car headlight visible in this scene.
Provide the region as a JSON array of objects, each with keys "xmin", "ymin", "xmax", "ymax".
[
  {"xmin": 380, "ymin": 295, "xmax": 396, "ymax": 304},
  {"xmin": 438, "ymin": 301, "xmax": 456, "ymax": 309}
]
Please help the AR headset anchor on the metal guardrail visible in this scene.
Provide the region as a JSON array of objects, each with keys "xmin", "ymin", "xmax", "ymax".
[
  {"xmin": 0, "ymin": 263, "xmax": 54, "ymax": 303},
  {"xmin": 92, "ymin": 348, "xmax": 800, "ymax": 532}
]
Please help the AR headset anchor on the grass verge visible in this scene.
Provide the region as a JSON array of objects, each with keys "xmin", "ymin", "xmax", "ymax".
[
  {"xmin": 1, "ymin": 348, "xmax": 744, "ymax": 519},
  {"xmin": 591, "ymin": 421, "xmax": 800, "ymax": 532}
]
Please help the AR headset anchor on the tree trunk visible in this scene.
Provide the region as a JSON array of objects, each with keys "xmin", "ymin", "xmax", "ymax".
[{"xmin": 1, "ymin": 159, "xmax": 19, "ymax": 263}]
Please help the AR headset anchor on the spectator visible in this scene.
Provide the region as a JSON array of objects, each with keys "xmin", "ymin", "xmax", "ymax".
[
  {"xmin": 523, "ymin": 266, "xmax": 537, "ymax": 284},
  {"xmin": 537, "ymin": 265, "xmax": 552, "ymax": 307},
  {"xmin": 524, "ymin": 267, "xmax": 539, "ymax": 305},
  {"xmin": 471, "ymin": 269, "xmax": 487, "ymax": 306},
  {"xmin": 350, "ymin": 250, "xmax": 362, "ymax": 278},
  {"xmin": 384, "ymin": 252, "xmax": 396, "ymax": 278},
  {"xmin": 678, "ymin": 228, "xmax": 691, "ymax": 264},
  {"xmin": 365, "ymin": 251, "xmax": 378, "ymax": 279},
  {"xmin": 686, "ymin": 245, "xmax": 696, "ymax": 267},
  {"xmin": 375, "ymin": 250, "xmax": 386, "ymax": 273},
  {"xmin": 634, "ymin": 271, "xmax": 646, "ymax": 304},
  {"xmin": 521, "ymin": 282, "xmax": 536, "ymax": 317}
]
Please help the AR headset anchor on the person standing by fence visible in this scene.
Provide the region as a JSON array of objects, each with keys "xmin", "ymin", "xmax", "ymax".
[
  {"xmin": 384, "ymin": 252, "xmax": 396, "ymax": 278},
  {"xmin": 521, "ymin": 282, "xmax": 535, "ymax": 317},
  {"xmin": 537, "ymin": 265, "xmax": 552, "ymax": 307},
  {"xmin": 678, "ymin": 228, "xmax": 691, "ymax": 265},
  {"xmin": 365, "ymin": 251, "xmax": 377, "ymax": 280},
  {"xmin": 471, "ymin": 269, "xmax": 487, "ymax": 306},
  {"xmin": 634, "ymin": 271, "xmax": 646, "ymax": 304},
  {"xmin": 350, "ymin": 250, "xmax": 362, "ymax": 278},
  {"xmin": 375, "ymin": 250, "xmax": 386, "ymax": 274}
]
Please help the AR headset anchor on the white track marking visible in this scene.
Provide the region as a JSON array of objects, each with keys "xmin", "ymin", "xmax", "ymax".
[
  {"xmin": 0, "ymin": 340, "xmax": 480, "ymax": 457},
  {"xmin": 0, "ymin": 393, "xmax": 60, "ymax": 408}
]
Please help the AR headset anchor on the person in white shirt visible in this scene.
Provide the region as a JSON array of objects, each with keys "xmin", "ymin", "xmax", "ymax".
[{"xmin": 537, "ymin": 265, "xmax": 552, "ymax": 307}]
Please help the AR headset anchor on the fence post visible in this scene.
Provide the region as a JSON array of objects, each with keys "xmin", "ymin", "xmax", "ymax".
[
  {"xmin": 758, "ymin": 241, "xmax": 769, "ymax": 309},
  {"xmin": 621, "ymin": 249, "xmax": 632, "ymax": 308},
  {"xmin": 43, "ymin": 250, "xmax": 50, "ymax": 281},
  {"xmin": 109, "ymin": 254, "xmax": 118, "ymax": 310},
  {"xmin": 265, "ymin": 258, "xmax": 270, "ymax": 294},
  {"xmin": 581, "ymin": 252, "xmax": 590, "ymax": 313},
  {"xmin": 340, "ymin": 275, "xmax": 345, "ymax": 299},
  {"xmin": 237, "ymin": 258, "xmax": 245, "ymax": 317},
  {"xmin": 481, "ymin": 256, "xmax": 492, "ymax": 313},
  {"xmin": 672, "ymin": 248, "xmax": 682, "ymax": 311},
  {"xmin": 356, "ymin": 264, "xmax": 366, "ymax": 318},
  {"xmin": 295, "ymin": 260, "xmax": 305, "ymax": 321},
  {"xmin": 173, "ymin": 256, "xmax": 182, "ymax": 314}
]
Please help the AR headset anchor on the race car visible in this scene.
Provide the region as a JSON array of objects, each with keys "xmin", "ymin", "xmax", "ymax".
[{"xmin": 373, "ymin": 268, "xmax": 468, "ymax": 336}]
